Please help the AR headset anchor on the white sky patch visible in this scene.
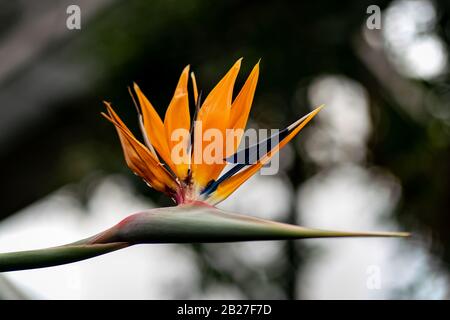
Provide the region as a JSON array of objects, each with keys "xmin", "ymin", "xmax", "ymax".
[
  {"xmin": 296, "ymin": 164, "xmax": 447, "ymax": 299},
  {"xmin": 403, "ymin": 35, "xmax": 448, "ymax": 79},
  {"xmin": 306, "ymin": 75, "xmax": 371, "ymax": 165},
  {"xmin": 383, "ymin": 0, "xmax": 448, "ymax": 80},
  {"xmin": 218, "ymin": 174, "xmax": 292, "ymax": 221}
]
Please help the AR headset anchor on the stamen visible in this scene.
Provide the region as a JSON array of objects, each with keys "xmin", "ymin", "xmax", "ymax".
[
  {"xmin": 190, "ymin": 72, "xmax": 198, "ymax": 104},
  {"xmin": 188, "ymin": 90, "xmax": 203, "ymax": 160}
]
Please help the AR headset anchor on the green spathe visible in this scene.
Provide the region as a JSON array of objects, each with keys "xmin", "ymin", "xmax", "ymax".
[{"xmin": 0, "ymin": 203, "xmax": 409, "ymax": 272}]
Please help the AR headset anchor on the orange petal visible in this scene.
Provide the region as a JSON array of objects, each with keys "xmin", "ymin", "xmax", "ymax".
[
  {"xmin": 102, "ymin": 102, "xmax": 179, "ymax": 193},
  {"xmin": 192, "ymin": 59, "xmax": 242, "ymax": 189},
  {"xmin": 227, "ymin": 61, "xmax": 260, "ymax": 154},
  {"xmin": 207, "ymin": 106, "xmax": 324, "ymax": 205},
  {"xmin": 230, "ymin": 61, "xmax": 260, "ymax": 128},
  {"xmin": 133, "ymin": 83, "xmax": 173, "ymax": 169},
  {"xmin": 164, "ymin": 66, "xmax": 191, "ymax": 180}
]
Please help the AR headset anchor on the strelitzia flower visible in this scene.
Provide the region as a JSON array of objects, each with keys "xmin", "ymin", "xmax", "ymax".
[
  {"xmin": 102, "ymin": 59, "xmax": 321, "ymax": 206},
  {"xmin": 0, "ymin": 59, "xmax": 409, "ymax": 272}
]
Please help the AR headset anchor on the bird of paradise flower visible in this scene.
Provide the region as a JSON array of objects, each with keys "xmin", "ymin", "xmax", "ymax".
[{"xmin": 0, "ymin": 59, "xmax": 409, "ymax": 272}]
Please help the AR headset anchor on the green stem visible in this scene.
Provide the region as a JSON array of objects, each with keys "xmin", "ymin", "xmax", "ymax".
[{"xmin": 0, "ymin": 242, "xmax": 128, "ymax": 272}]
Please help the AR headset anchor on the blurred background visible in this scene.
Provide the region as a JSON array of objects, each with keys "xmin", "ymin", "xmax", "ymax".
[{"xmin": 0, "ymin": 0, "xmax": 449, "ymax": 299}]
